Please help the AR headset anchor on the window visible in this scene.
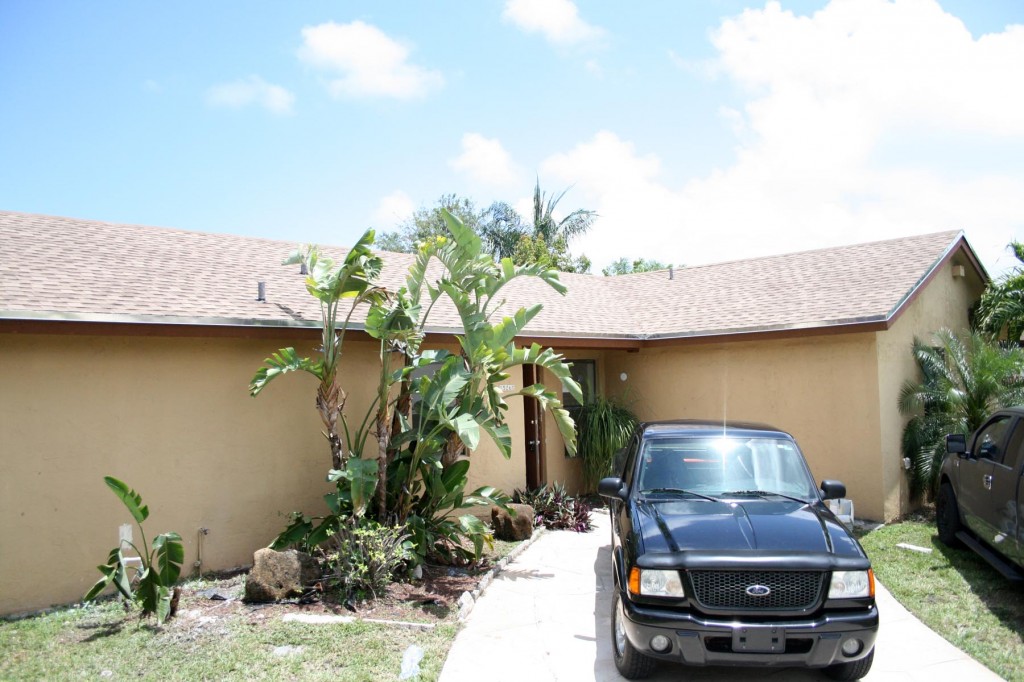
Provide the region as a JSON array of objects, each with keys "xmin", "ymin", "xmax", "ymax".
[
  {"xmin": 563, "ymin": 359, "xmax": 596, "ymax": 408},
  {"xmin": 973, "ymin": 416, "xmax": 1013, "ymax": 463},
  {"xmin": 636, "ymin": 437, "xmax": 816, "ymax": 500},
  {"xmin": 1002, "ymin": 421, "xmax": 1024, "ymax": 471}
]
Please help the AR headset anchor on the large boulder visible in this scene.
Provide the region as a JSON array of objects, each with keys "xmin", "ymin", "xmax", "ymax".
[
  {"xmin": 244, "ymin": 548, "xmax": 320, "ymax": 603},
  {"xmin": 491, "ymin": 504, "xmax": 535, "ymax": 541}
]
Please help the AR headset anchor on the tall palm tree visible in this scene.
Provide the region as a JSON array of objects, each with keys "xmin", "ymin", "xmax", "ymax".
[
  {"xmin": 977, "ymin": 241, "xmax": 1024, "ymax": 343},
  {"xmin": 530, "ymin": 179, "xmax": 596, "ymax": 245},
  {"xmin": 898, "ymin": 328, "xmax": 1024, "ymax": 498}
]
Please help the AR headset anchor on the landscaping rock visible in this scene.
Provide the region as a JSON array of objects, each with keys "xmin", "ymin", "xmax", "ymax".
[
  {"xmin": 491, "ymin": 504, "xmax": 535, "ymax": 541},
  {"xmin": 244, "ymin": 548, "xmax": 320, "ymax": 603},
  {"xmin": 272, "ymin": 645, "xmax": 304, "ymax": 657}
]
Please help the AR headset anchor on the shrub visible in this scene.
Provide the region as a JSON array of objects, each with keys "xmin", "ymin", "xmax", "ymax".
[
  {"xmin": 570, "ymin": 394, "xmax": 637, "ymax": 493},
  {"xmin": 899, "ymin": 329, "xmax": 1024, "ymax": 499},
  {"xmin": 321, "ymin": 520, "xmax": 412, "ymax": 599},
  {"xmin": 513, "ymin": 483, "xmax": 593, "ymax": 532}
]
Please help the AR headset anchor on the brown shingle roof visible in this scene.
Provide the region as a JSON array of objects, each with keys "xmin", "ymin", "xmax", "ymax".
[{"xmin": 0, "ymin": 210, "xmax": 972, "ymax": 341}]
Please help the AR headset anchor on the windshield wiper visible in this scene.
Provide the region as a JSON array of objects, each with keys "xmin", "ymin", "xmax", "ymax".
[
  {"xmin": 641, "ymin": 488, "xmax": 720, "ymax": 502},
  {"xmin": 719, "ymin": 490, "xmax": 809, "ymax": 504}
]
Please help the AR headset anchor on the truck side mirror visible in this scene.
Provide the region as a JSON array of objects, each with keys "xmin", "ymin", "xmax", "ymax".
[
  {"xmin": 820, "ymin": 480, "xmax": 846, "ymax": 500},
  {"xmin": 598, "ymin": 477, "xmax": 628, "ymax": 501},
  {"xmin": 945, "ymin": 434, "xmax": 967, "ymax": 457}
]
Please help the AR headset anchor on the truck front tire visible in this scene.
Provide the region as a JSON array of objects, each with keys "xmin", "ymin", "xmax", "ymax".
[
  {"xmin": 936, "ymin": 482, "xmax": 963, "ymax": 547},
  {"xmin": 612, "ymin": 591, "xmax": 657, "ymax": 679}
]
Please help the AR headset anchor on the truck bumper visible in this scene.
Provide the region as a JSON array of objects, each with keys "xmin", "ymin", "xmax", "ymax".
[{"xmin": 621, "ymin": 597, "xmax": 878, "ymax": 668}]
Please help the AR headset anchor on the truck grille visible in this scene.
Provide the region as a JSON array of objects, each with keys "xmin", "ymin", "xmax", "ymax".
[{"xmin": 688, "ymin": 570, "xmax": 825, "ymax": 611}]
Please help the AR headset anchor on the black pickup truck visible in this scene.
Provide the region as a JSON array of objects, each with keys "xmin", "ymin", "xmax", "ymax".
[
  {"xmin": 939, "ymin": 407, "xmax": 1024, "ymax": 580},
  {"xmin": 599, "ymin": 421, "xmax": 877, "ymax": 680}
]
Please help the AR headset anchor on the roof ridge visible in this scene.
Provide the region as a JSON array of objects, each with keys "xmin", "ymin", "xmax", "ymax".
[{"xmin": 637, "ymin": 229, "xmax": 964, "ymax": 274}]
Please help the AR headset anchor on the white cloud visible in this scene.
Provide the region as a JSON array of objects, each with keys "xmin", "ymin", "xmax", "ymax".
[
  {"xmin": 371, "ymin": 190, "xmax": 415, "ymax": 228},
  {"xmin": 539, "ymin": 0, "xmax": 1024, "ymax": 274},
  {"xmin": 450, "ymin": 133, "xmax": 521, "ymax": 187},
  {"xmin": 540, "ymin": 132, "xmax": 687, "ymax": 266},
  {"xmin": 206, "ymin": 75, "xmax": 294, "ymax": 115},
  {"xmin": 298, "ymin": 21, "xmax": 443, "ymax": 99},
  {"xmin": 502, "ymin": 0, "xmax": 605, "ymax": 47}
]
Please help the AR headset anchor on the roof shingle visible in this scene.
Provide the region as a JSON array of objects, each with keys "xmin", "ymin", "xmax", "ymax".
[{"xmin": 0, "ymin": 210, "xmax": 969, "ymax": 341}]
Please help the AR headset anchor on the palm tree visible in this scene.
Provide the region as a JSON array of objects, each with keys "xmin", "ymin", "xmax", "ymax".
[
  {"xmin": 898, "ymin": 328, "xmax": 1024, "ymax": 498},
  {"xmin": 478, "ymin": 201, "xmax": 526, "ymax": 260},
  {"xmin": 977, "ymin": 241, "xmax": 1024, "ymax": 343},
  {"xmin": 530, "ymin": 180, "xmax": 596, "ymax": 245}
]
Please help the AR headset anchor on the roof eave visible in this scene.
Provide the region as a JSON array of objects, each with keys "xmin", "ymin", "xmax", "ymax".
[
  {"xmin": 0, "ymin": 309, "xmax": 327, "ymax": 330},
  {"xmin": 638, "ymin": 315, "xmax": 890, "ymax": 342},
  {"xmin": 883, "ymin": 231, "xmax": 987, "ymax": 327}
]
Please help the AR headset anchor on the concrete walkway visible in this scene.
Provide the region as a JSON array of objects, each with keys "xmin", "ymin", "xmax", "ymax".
[{"xmin": 440, "ymin": 509, "xmax": 1002, "ymax": 682}]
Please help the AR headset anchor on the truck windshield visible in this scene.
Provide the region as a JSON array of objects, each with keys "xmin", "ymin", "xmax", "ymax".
[{"xmin": 637, "ymin": 436, "xmax": 817, "ymax": 502}]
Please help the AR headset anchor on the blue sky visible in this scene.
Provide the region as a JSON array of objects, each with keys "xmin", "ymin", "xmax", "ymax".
[{"xmin": 2, "ymin": 0, "xmax": 1023, "ymax": 273}]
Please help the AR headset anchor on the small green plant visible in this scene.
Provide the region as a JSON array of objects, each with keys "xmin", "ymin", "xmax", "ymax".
[
  {"xmin": 84, "ymin": 476, "xmax": 184, "ymax": 624},
  {"xmin": 513, "ymin": 483, "xmax": 593, "ymax": 532},
  {"xmin": 322, "ymin": 519, "xmax": 412, "ymax": 599},
  {"xmin": 571, "ymin": 393, "xmax": 638, "ymax": 493}
]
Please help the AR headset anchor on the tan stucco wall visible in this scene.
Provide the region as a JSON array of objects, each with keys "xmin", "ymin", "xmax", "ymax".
[
  {"xmin": 875, "ymin": 255, "xmax": 986, "ymax": 517},
  {"xmin": 602, "ymin": 334, "xmax": 887, "ymax": 520},
  {"xmin": 0, "ymin": 332, "xmax": 382, "ymax": 616},
  {"xmin": 0, "ymin": 331, "xmax": 533, "ymax": 616},
  {"xmin": 464, "ymin": 363, "xmax": 527, "ymax": 496},
  {"xmin": 538, "ymin": 351, "xmax": 601, "ymax": 494}
]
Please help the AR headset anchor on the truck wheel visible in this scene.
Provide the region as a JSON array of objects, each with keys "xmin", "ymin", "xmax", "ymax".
[
  {"xmin": 824, "ymin": 648, "xmax": 874, "ymax": 680},
  {"xmin": 936, "ymin": 483, "xmax": 963, "ymax": 547},
  {"xmin": 611, "ymin": 591, "xmax": 657, "ymax": 679}
]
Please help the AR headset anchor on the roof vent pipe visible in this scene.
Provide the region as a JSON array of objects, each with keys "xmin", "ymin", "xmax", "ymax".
[
  {"xmin": 300, "ymin": 263, "xmax": 308, "ymax": 275},
  {"xmin": 257, "ymin": 281, "xmax": 266, "ymax": 302},
  {"xmin": 668, "ymin": 265, "xmax": 674, "ymax": 280}
]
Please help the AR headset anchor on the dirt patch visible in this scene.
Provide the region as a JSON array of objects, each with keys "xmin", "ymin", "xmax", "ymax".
[{"xmin": 131, "ymin": 558, "xmax": 496, "ymax": 633}]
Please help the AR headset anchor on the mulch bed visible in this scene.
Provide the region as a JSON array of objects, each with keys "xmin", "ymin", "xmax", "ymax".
[{"xmin": 167, "ymin": 559, "xmax": 495, "ymax": 630}]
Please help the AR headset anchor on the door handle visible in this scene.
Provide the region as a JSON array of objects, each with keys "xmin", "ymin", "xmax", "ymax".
[{"xmin": 983, "ymin": 474, "xmax": 993, "ymax": 490}]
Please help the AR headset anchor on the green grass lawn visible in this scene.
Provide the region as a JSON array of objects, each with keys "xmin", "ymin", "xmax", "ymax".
[
  {"xmin": 0, "ymin": 595, "xmax": 458, "ymax": 681},
  {"xmin": 859, "ymin": 513, "xmax": 1024, "ymax": 681},
  {"xmin": 0, "ymin": 531, "xmax": 537, "ymax": 681}
]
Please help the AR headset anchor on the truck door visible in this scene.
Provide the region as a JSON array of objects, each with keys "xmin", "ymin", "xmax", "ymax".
[
  {"xmin": 980, "ymin": 418, "xmax": 1024, "ymax": 565},
  {"xmin": 959, "ymin": 415, "xmax": 1014, "ymax": 541}
]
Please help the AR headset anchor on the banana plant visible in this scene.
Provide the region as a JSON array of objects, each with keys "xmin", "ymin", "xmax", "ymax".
[
  {"xmin": 252, "ymin": 214, "xmax": 582, "ymax": 564},
  {"xmin": 371, "ymin": 211, "xmax": 581, "ymax": 548},
  {"xmin": 84, "ymin": 477, "xmax": 183, "ymax": 625},
  {"xmin": 409, "ymin": 210, "xmax": 582, "ymax": 468},
  {"xmin": 250, "ymin": 231, "xmax": 384, "ymax": 471}
]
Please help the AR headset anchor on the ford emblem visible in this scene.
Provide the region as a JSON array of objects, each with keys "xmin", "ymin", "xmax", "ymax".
[{"xmin": 745, "ymin": 584, "xmax": 771, "ymax": 597}]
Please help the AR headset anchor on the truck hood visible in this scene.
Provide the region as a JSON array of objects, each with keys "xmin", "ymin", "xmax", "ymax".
[{"xmin": 633, "ymin": 497, "xmax": 866, "ymax": 566}]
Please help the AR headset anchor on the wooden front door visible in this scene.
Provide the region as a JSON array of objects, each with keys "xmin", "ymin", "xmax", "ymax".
[{"xmin": 523, "ymin": 364, "xmax": 544, "ymax": 490}]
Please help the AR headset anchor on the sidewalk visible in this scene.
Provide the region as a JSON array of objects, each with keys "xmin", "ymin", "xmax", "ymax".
[{"xmin": 439, "ymin": 509, "xmax": 1002, "ymax": 682}]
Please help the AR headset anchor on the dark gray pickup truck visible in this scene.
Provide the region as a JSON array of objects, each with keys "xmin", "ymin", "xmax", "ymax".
[
  {"xmin": 939, "ymin": 407, "xmax": 1024, "ymax": 580},
  {"xmin": 599, "ymin": 421, "xmax": 877, "ymax": 680}
]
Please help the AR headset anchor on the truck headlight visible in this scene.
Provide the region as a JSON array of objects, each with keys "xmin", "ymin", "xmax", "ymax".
[
  {"xmin": 629, "ymin": 568, "xmax": 684, "ymax": 597},
  {"xmin": 829, "ymin": 569, "xmax": 874, "ymax": 599}
]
